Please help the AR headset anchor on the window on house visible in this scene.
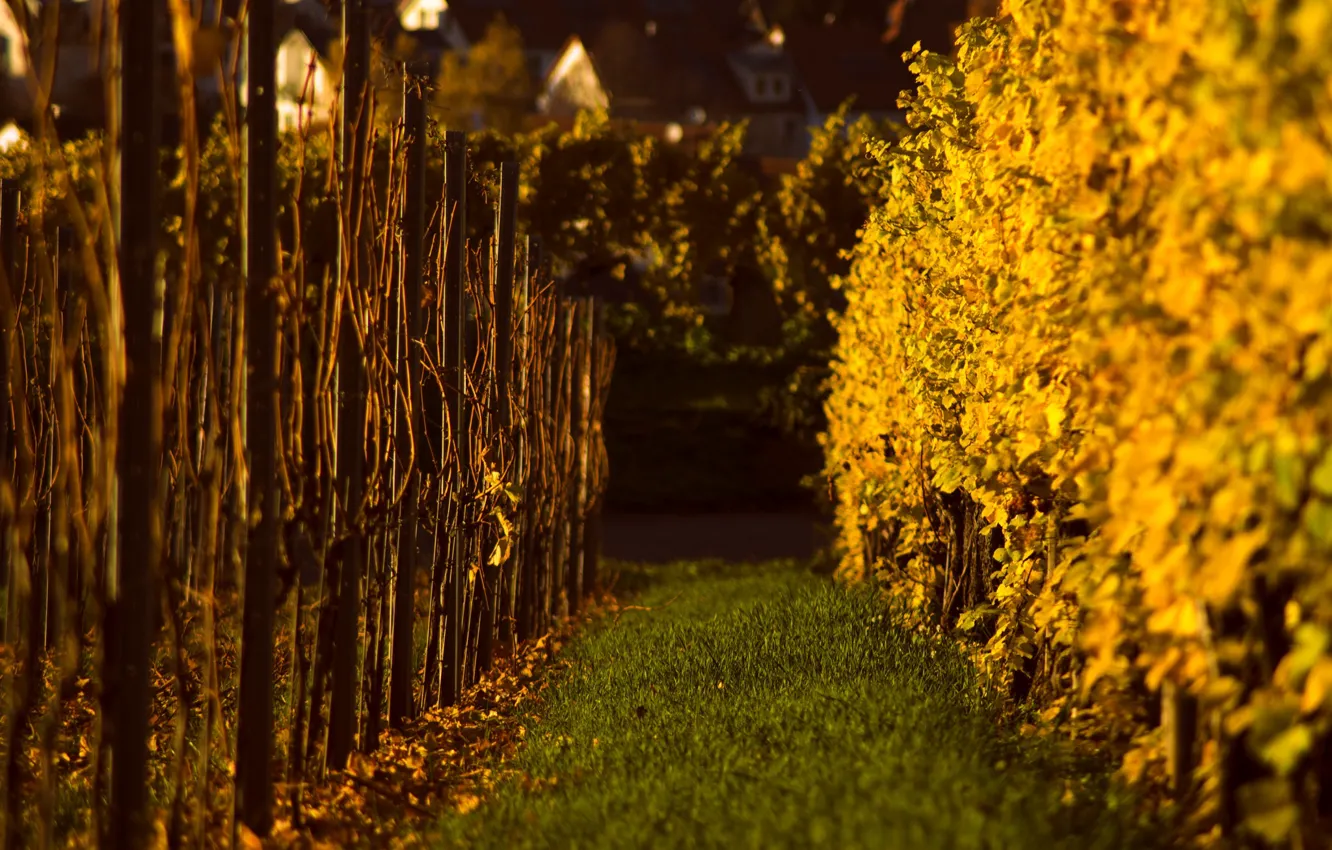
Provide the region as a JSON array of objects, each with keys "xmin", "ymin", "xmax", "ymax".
[
  {"xmin": 421, "ymin": 7, "xmax": 439, "ymax": 29},
  {"xmin": 755, "ymin": 75, "xmax": 769, "ymax": 98},
  {"xmin": 773, "ymin": 75, "xmax": 787, "ymax": 98}
]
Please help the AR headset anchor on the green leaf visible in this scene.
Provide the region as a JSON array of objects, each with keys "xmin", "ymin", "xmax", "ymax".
[
  {"xmin": 1304, "ymin": 499, "xmax": 1332, "ymax": 546},
  {"xmin": 1273, "ymin": 452, "xmax": 1304, "ymax": 510},
  {"xmin": 1311, "ymin": 448, "xmax": 1332, "ymax": 497},
  {"xmin": 1238, "ymin": 778, "xmax": 1300, "ymax": 843},
  {"xmin": 1286, "ymin": 624, "xmax": 1330, "ymax": 680},
  {"xmin": 1258, "ymin": 723, "xmax": 1313, "ymax": 777}
]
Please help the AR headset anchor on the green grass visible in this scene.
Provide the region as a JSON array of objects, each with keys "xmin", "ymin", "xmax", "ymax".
[{"xmin": 431, "ymin": 560, "xmax": 1161, "ymax": 849}]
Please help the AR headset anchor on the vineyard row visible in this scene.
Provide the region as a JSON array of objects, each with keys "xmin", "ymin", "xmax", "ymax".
[{"xmin": 0, "ymin": 3, "xmax": 610, "ymax": 846}]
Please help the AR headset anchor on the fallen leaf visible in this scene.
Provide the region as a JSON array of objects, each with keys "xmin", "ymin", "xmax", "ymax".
[
  {"xmin": 455, "ymin": 793, "xmax": 481, "ymax": 815},
  {"xmin": 238, "ymin": 825, "xmax": 264, "ymax": 850}
]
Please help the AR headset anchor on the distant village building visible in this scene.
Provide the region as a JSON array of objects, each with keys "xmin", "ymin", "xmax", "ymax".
[
  {"xmin": 0, "ymin": 1, "xmax": 31, "ymax": 126},
  {"xmin": 275, "ymin": 23, "xmax": 335, "ymax": 132},
  {"xmin": 532, "ymin": 5, "xmax": 811, "ymax": 158},
  {"xmin": 399, "ymin": 0, "xmax": 447, "ymax": 31},
  {"xmin": 0, "ymin": 0, "xmax": 977, "ymax": 150},
  {"xmin": 524, "ymin": 0, "xmax": 968, "ymax": 158},
  {"xmin": 0, "ymin": 0, "xmax": 984, "ymax": 339}
]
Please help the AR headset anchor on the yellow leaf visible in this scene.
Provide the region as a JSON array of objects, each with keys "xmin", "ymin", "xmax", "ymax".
[
  {"xmin": 238, "ymin": 825, "xmax": 264, "ymax": 850},
  {"xmin": 1200, "ymin": 529, "xmax": 1265, "ymax": 604},
  {"xmin": 1259, "ymin": 723, "xmax": 1312, "ymax": 777},
  {"xmin": 348, "ymin": 751, "xmax": 374, "ymax": 779},
  {"xmin": 1302, "ymin": 658, "xmax": 1332, "ymax": 714},
  {"xmin": 1238, "ymin": 778, "xmax": 1300, "ymax": 843},
  {"xmin": 455, "ymin": 793, "xmax": 481, "ymax": 815},
  {"xmin": 1045, "ymin": 402, "xmax": 1066, "ymax": 437}
]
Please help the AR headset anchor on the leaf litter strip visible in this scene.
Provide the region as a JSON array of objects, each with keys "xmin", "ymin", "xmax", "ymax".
[{"xmin": 260, "ymin": 593, "xmax": 650, "ymax": 849}]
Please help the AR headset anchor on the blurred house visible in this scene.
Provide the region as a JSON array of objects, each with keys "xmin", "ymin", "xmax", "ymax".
[
  {"xmin": 0, "ymin": 0, "xmax": 442, "ymax": 135},
  {"xmin": 274, "ymin": 2, "xmax": 339, "ymax": 132},
  {"xmin": 398, "ymin": 0, "xmax": 446, "ymax": 31},
  {"xmin": 0, "ymin": 0, "xmax": 983, "ymax": 144},
  {"xmin": 725, "ymin": 30, "xmax": 805, "ymax": 158},
  {"xmin": 0, "ymin": 0, "xmax": 128, "ymax": 134},
  {"xmin": 530, "ymin": 0, "xmax": 976, "ymax": 158},
  {"xmin": 0, "ymin": 1, "xmax": 33, "ymax": 126},
  {"xmin": 0, "ymin": 0, "xmax": 228, "ymax": 135},
  {"xmin": 533, "ymin": 4, "xmax": 804, "ymax": 157}
]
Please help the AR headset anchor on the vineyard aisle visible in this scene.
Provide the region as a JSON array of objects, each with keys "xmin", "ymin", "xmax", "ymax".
[{"xmin": 427, "ymin": 559, "xmax": 1163, "ymax": 849}]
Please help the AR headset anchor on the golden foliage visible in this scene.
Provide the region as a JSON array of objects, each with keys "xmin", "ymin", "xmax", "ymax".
[
  {"xmin": 433, "ymin": 14, "xmax": 535, "ymax": 136},
  {"xmin": 824, "ymin": 0, "xmax": 1332, "ymax": 842}
]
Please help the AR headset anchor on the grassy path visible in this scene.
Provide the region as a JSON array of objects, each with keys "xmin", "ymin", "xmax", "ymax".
[{"xmin": 431, "ymin": 560, "xmax": 1159, "ymax": 849}]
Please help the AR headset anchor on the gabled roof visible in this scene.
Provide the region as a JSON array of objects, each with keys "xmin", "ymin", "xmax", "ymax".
[
  {"xmin": 542, "ymin": 3, "xmax": 806, "ymax": 125},
  {"xmin": 567, "ymin": 30, "xmax": 744, "ymax": 123}
]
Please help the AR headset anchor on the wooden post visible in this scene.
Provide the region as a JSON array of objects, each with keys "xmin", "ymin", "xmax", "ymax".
[
  {"xmin": 566, "ymin": 299, "xmax": 589, "ymax": 614},
  {"xmin": 390, "ymin": 68, "xmax": 428, "ymax": 729},
  {"xmin": 516, "ymin": 236, "xmax": 537, "ymax": 642},
  {"xmin": 441, "ymin": 129, "xmax": 467, "ymax": 707},
  {"xmin": 474, "ymin": 198, "xmax": 498, "ymax": 676},
  {"xmin": 0, "ymin": 181, "xmax": 18, "ymax": 627},
  {"xmin": 109, "ymin": 0, "xmax": 164, "ymax": 841},
  {"xmin": 493, "ymin": 161, "xmax": 517, "ymax": 651},
  {"xmin": 1164, "ymin": 680, "xmax": 1199, "ymax": 798},
  {"xmin": 583, "ymin": 300, "xmax": 603, "ymax": 597},
  {"xmin": 552, "ymin": 300, "xmax": 572, "ymax": 618},
  {"xmin": 329, "ymin": 0, "xmax": 372, "ymax": 770},
  {"xmin": 237, "ymin": 0, "xmax": 281, "ymax": 831},
  {"xmin": 56, "ymin": 229, "xmax": 80, "ymax": 642},
  {"xmin": 421, "ymin": 186, "xmax": 446, "ymax": 710},
  {"xmin": 537, "ymin": 246, "xmax": 556, "ymax": 634}
]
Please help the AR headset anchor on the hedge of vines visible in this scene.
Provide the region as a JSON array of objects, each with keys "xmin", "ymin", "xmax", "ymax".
[
  {"xmin": 469, "ymin": 108, "xmax": 886, "ymax": 358},
  {"xmin": 825, "ymin": 1, "xmax": 1332, "ymax": 845}
]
